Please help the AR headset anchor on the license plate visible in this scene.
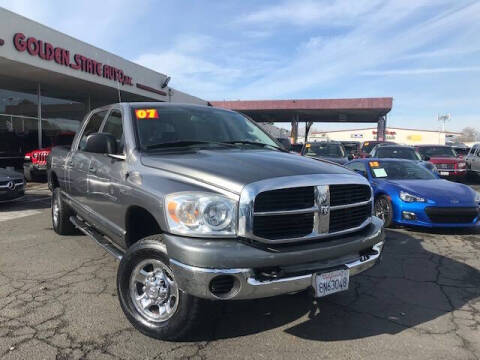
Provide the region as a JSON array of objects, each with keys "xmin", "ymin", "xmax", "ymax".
[
  {"xmin": 313, "ymin": 269, "xmax": 349, "ymax": 297},
  {"xmin": 440, "ymin": 171, "xmax": 449, "ymax": 176}
]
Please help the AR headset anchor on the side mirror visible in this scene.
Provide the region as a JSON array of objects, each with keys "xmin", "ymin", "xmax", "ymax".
[
  {"xmin": 276, "ymin": 138, "xmax": 291, "ymax": 151},
  {"xmin": 423, "ymin": 155, "xmax": 430, "ymax": 161},
  {"xmin": 84, "ymin": 133, "xmax": 117, "ymax": 154},
  {"xmin": 347, "ymin": 154, "xmax": 354, "ymax": 161}
]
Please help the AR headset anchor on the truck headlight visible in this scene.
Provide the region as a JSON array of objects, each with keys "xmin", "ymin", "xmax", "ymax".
[
  {"xmin": 165, "ymin": 192, "xmax": 237, "ymax": 237},
  {"xmin": 399, "ymin": 191, "xmax": 425, "ymax": 203},
  {"xmin": 475, "ymin": 192, "xmax": 480, "ymax": 205},
  {"xmin": 458, "ymin": 162, "xmax": 466, "ymax": 169}
]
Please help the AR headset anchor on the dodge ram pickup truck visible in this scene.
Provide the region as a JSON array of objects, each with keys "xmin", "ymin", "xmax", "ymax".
[{"xmin": 48, "ymin": 103, "xmax": 385, "ymax": 340}]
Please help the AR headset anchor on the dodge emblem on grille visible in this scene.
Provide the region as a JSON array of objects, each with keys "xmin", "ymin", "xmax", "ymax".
[{"xmin": 316, "ymin": 185, "xmax": 330, "ymax": 233}]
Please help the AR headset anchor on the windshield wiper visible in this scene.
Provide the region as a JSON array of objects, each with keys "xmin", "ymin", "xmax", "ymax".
[
  {"xmin": 145, "ymin": 140, "xmax": 234, "ymax": 150},
  {"xmin": 224, "ymin": 140, "xmax": 288, "ymax": 152}
]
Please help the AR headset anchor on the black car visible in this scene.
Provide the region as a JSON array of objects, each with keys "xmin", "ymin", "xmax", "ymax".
[
  {"xmin": 302, "ymin": 141, "xmax": 352, "ymax": 164},
  {"xmin": 0, "ymin": 168, "xmax": 25, "ymax": 203}
]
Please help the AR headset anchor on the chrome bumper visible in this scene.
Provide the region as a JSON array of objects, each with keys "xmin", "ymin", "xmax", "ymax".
[{"xmin": 170, "ymin": 241, "xmax": 384, "ymax": 300}]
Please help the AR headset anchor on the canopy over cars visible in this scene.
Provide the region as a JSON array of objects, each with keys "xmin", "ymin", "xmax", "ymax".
[{"xmin": 345, "ymin": 158, "xmax": 480, "ymax": 228}]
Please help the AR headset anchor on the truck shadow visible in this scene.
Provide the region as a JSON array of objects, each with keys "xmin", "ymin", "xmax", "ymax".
[{"xmin": 191, "ymin": 229, "xmax": 480, "ymax": 342}]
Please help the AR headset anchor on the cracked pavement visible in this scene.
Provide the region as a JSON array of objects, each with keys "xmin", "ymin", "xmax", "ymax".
[{"xmin": 0, "ymin": 183, "xmax": 479, "ymax": 359}]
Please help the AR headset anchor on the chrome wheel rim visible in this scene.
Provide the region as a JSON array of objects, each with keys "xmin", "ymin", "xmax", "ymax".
[
  {"xmin": 52, "ymin": 194, "xmax": 59, "ymax": 227},
  {"xmin": 375, "ymin": 198, "xmax": 389, "ymax": 221},
  {"xmin": 129, "ymin": 259, "xmax": 179, "ymax": 322}
]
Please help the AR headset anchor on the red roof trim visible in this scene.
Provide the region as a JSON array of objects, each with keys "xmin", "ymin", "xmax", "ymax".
[
  {"xmin": 210, "ymin": 97, "xmax": 392, "ymax": 111},
  {"xmin": 311, "ymin": 127, "xmax": 461, "ymax": 135}
]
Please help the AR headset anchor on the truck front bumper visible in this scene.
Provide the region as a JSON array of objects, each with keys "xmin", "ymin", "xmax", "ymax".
[{"xmin": 165, "ymin": 217, "xmax": 385, "ymax": 300}]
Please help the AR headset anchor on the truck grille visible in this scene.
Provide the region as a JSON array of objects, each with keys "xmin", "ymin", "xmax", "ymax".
[
  {"xmin": 253, "ymin": 213, "xmax": 314, "ymax": 239},
  {"xmin": 330, "ymin": 184, "xmax": 372, "ymax": 206},
  {"xmin": 425, "ymin": 207, "xmax": 478, "ymax": 224},
  {"xmin": 254, "ymin": 186, "xmax": 314, "ymax": 212},
  {"xmin": 251, "ymin": 184, "xmax": 371, "ymax": 242},
  {"xmin": 436, "ymin": 163, "xmax": 455, "ymax": 170},
  {"xmin": 330, "ymin": 203, "xmax": 372, "ymax": 232}
]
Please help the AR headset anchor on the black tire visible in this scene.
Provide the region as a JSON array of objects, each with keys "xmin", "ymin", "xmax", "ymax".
[
  {"xmin": 117, "ymin": 236, "xmax": 203, "ymax": 341},
  {"xmin": 24, "ymin": 166, "xmax": 33, "ymax": 182},
  {"xmin": 375, "ymin": 195, "xmax": 393, "ymax": 228},
  {"xmin": 51, "ymin": 187, "xmax": 77, "ymax": 235}
]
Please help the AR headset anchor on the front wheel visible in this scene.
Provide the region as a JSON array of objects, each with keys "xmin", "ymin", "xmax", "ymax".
[
  {"xmin": 52, "ymin": 187, "xmax": 77, "ymax": 235},
  {"xmin": 375, "ymin": 195, "xmax": 393, "ymax": 228},
  {"xmin": 117, "ymin": 236, "xmax": 203, "ymax": 341}
]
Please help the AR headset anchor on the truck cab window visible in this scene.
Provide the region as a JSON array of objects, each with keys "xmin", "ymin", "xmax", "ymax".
[
  {"xmin": 78, "ymin": 110, "xmax": 108, "ymax": 151},
  {"xmin": 102, "ymin": 110, "xmax": 124, "ymax": 154}
]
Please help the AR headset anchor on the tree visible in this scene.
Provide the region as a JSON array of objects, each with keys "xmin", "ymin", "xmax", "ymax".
[{"xmin": 457, "ymin": 127, "xmax": 480, "ymax": 142}]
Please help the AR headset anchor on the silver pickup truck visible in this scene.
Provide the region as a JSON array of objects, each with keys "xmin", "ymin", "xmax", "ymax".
[{"xmin": 48, "ymin": 102, "xmax": 385, "ymax": 340}]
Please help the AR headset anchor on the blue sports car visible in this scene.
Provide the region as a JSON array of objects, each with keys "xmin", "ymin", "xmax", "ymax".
[{"xmin": 345, "ymin": 158, "xmax": 480, "ymax": 228}]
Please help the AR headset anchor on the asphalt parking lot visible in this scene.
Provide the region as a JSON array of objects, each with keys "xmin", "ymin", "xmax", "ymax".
[{"xmin": 0, "ymin": 183, "xmax": 479, "ymax": 360}]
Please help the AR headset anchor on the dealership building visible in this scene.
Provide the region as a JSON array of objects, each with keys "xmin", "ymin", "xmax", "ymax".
[
  {"xmin": 309, "ymin": 127, "xmax": 461, "ymax": 145},
  {"xmin": 0, "ymin": 8, "xmax": 205, "ymax": 167}
]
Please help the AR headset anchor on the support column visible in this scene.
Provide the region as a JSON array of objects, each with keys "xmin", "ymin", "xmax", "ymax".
[
  {"xmin": 37, "ymin": 83, "xmax": 42, "ymax": 149},
  {"xmin": 290, "ymin": 115, "xmax": 298, "ymax": 143},
  {"xmin": 376, "ymin": 115, "xmax": 386, "ymax": 141},
  {"xmin": 305, "ymin": 121, "xmax": 314, "ymax": 143}
]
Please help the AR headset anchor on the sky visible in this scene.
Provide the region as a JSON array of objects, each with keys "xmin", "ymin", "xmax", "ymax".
[{"xmin": 1, "ymin": 0, "xmax": 479, "ymax": 133}]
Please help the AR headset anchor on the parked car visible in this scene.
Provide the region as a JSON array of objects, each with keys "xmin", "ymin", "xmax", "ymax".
[
  {"xmin": 302, "ymin": 141, "xmax": 352, "ymax": 164},
  {"xmin": 275, "ymin": 137, "xmax": 292, "ymax": 151},
  {"xmin": 24, "ymin": 132, "xmax": 75, "ymax": 181},
  {"xmin": 466, "ymin": 143, "xmax": 480, "ymax": 177},
  {"xmin": 449, "ymin": 143, "xmax": 470, "ymax": 158},
  {"xmin": 356, "ymin": 141, "xmax": 397, "ymax": 158},
  {"xmin": 0, "ymin": 168, "xmax": 25, "ymax": 203},
  {"xmin": 369, "ymin": 145, "xmax": 438, "ymax": 174},
  {"xmin": 415, "ymin": 145, "xmax": 467, "ymax": 181},
  {"xmin": 48, "ymin": 103, "xmax": 384, "ymax": 340},
  {"xmin": 340, "ymin": 141, "xmax": 361, "ymax": 158},
  {"xmin": 345, "ymin": 158, "xmax": 480, "ymax": 228},
  {"xmin": 289, "ymin": 143, "xmax": 303, "ymax": 154}
]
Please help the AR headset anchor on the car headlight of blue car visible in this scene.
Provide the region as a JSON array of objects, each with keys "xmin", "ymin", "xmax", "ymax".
[{"xmin": 399, "ymin": 191, "xmax": 425, "ymax": 203}]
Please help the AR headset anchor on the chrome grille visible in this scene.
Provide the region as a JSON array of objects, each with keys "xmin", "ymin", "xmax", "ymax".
[
  {"xmin": 436, "ymin": 163, "xmax": 454, "ymax": 170},
  {"xmin": 247, "ymin": 181, "xmax": 372, "ymax": 243}
]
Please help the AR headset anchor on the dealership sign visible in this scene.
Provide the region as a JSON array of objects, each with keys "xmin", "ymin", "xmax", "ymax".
[{"xmin": 13, "ymin": 33, "xmax": 133, "ymax": 86}]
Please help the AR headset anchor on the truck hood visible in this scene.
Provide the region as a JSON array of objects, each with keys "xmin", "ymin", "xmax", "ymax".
[
  {"xmin": 141, "ymin": 148, "xmax": 353, "ymax": 194},
  {"xmin": 307, "ymin": 156, "xmax": 349, "ymax": 165}
]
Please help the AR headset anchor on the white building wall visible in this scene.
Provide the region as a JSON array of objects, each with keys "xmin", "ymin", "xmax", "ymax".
[{"xmin": 309, "ymin": 127, "xmax": 460, "ymax": 145}]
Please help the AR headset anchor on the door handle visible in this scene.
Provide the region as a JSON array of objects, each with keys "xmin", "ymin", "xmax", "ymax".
[{"xmin": 89, "ymin": 165, "xmax": 97, "ymax": 174}]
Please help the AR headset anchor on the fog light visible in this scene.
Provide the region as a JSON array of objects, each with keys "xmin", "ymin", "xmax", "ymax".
[{"xmin": 402, "ymin": 211, "xmax": 417, "ymax": 220}]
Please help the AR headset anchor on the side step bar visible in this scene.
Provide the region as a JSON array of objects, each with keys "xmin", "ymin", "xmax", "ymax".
[{"xmin": 70, "ymin": 216, "xmax": 124, "ymax": 260}]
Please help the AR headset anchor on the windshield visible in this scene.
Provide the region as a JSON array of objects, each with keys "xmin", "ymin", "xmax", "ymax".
[
  {"xmin": 132, "ymin": 106, "xmax": 278, "ymax": 150},
  {"xmin": 369, "ymin": 160, "xmax": 437, "ymax": 180},
  {"xmin": 418, "ymin": 146, "xmax": 457, "ymax": 158},
  {"xmin": 304, "ymin": 143, "xmax": 345, "ymax": 158},
  {"xmin": 376, "ymin": 147, "xmax": 421, "ymax": 160}
]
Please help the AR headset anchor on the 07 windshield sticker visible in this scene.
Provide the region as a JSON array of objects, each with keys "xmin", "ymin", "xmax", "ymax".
[
  {"xmin": 372, "ymin": 168, "xmax": 387, "ymax": 177},
  {"xmin": 135, "ymin": 109, "xmax": 159, "ymax": 119}
]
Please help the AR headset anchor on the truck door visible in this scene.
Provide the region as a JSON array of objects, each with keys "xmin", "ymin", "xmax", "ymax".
[
  {"xmin": 473, "ymin": 146, "xmax": 480, "ymax": 172},
  {"xmin": 67, "ymin": 110, "xmax": 107, "ymax": 213},
  {"xmin": 85, "ymin": 108, "xmax": 127, "ymax": 245}
]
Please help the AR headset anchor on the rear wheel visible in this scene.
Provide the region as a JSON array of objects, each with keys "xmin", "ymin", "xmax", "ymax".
[
  {"xmin": 52, "ymin": 187, "xmax": 77, "ymax": 235},
  {"xmin": 117, "ymin": 236, "xmax": 203, "ymax": 341},
  {"xmin": 375, "ymin": 195, "xmax": 393, "ymax": 227}
]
